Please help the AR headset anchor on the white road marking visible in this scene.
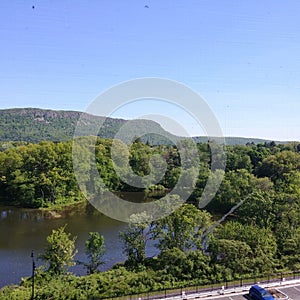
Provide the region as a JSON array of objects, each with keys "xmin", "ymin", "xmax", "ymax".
[{"xmin": 293, "ymin": 286, "xmax": 300, "ymax": 292}]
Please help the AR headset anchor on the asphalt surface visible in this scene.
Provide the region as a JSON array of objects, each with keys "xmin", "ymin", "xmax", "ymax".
[
  {"xmin": 279, "ymin": 285, "xmax": 300, "ymax": 300},
  {"xmin": 206, "ymin": 284, "xmax": 300, "ymax": 300}
]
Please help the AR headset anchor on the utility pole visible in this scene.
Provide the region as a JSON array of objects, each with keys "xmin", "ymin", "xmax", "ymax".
[{"xmin": 31, "ymin": 251, "xmax": 36, "ymax": 300}]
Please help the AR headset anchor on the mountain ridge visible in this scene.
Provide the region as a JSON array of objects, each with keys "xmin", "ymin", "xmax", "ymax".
[
  {"xmin": 0, "ymin": 108, "xmax": 176, "ymax": 144},
  {"xmin": 0, "ymin": 108, "xmax": 292, "ymax": 145}
]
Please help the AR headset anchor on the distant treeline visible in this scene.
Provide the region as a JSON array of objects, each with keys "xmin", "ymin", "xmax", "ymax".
[{"xmin": 1, "ymin": 138, "xmax": 300, "ymax": 212}]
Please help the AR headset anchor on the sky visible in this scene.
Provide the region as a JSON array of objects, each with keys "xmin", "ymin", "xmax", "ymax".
[{"xmin": 0, "ymin": 0, "xmax": 300, "ymax": 141}]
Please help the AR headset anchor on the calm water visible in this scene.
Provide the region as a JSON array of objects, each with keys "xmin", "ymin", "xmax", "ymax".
[{"xmin": 0, "ymin": 200, "xmax": 158, "ymax": 287}]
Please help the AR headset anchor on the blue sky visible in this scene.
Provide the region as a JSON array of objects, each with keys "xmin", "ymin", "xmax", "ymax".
[{"xmin": 0, "ymin": 0, "xmax": 300, "ymax": 141}]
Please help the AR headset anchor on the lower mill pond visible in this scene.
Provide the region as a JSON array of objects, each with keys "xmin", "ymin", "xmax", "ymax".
[{"xmin": 0, "ymin": 201, "xmax": 158, "ymax": 287}]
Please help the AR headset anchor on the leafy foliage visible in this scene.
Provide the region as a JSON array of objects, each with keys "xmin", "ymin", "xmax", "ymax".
[
  {"xmin": 1, "ymin": 138, "xmax": 300, "ymax": 298},
  {"xmin": 78, "ymin": 232, "xmax": 106, "ymax": 274},
  {"xmin": 152, "ymin": 204, "xmax": 212, "ymax": 252},
  {"xmin": 119, "ymin": 213, "xmax": 152, "ymax": 270},
  {"xmin": 39, "ymin": 226, "xmax": 77, "ymax": 275},
  {"xmin": 0, "ymin": 141, "xmax": 84, "ymax": 207}
]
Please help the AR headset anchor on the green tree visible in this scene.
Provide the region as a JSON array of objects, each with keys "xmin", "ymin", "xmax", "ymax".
[
  {"xmin": 119, "ymin": 213, "xmax": 151, "ymax": 270},
  {"xmin": 208, "ymin": 169, "xmax": 265, "ymax": 214},
  {"xmin": 209, "ymin": 238, "xmax": 253, "ymax": 276},
  {"xmin": 156, "ymin": 247, "xmax": 189, "ymax": 279},
  {"xmin": 213, "ymin": 221, "xmax": 278, "ymax": 274},
  {"xmin": 78, "ymin": 232, "xmax": 106, "ymax": 274},
  {"xmin": 40, "ymin": 225, "xmax": 77, "ymax": 275},
  {"xmin": 236, "ymin": 190, "xmax": 275, "ymax": 228},
  {"xmin": 256, "ymin": 150, "xmax": 300, "ymax": 182},
  {"xmin": 0, "ymin": 141, "xmax": 85, "ymax": 207},
  {"xmin": 225, "ymin": 145, "xmax": 253, "ymax": 172},
  {"xmin": 153, "ymin": 204, "xmax": 212, "ymax": 252},
  {"xmin": 129, "ymin": 140, "xmax": 152, "ymax": 176},
  {"xmin": 273, "ymin": 192, "xmax": 300, "ymax": 269}
]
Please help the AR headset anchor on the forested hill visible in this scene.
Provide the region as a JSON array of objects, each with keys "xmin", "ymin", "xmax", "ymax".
[
  {"xmin": 0, "ymin": 108, "xmax": 286, "ymax": 145},
  {"xmin": 193, "ymin": 136, "xmax": 283, "ymax": 145},
  {"xmin": 0, "ymin": 108, "xmax": 176, "ymax": 144}
]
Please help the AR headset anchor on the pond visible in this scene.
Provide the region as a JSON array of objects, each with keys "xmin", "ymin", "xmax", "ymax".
[{"xmin": 0, "ymin": 200, "xmax": 158, "ymax": 288}]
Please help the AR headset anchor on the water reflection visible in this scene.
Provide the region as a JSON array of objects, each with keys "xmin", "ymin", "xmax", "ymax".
[
  {"xmin": 0, "ymin": 204, "xmax": 127, "ymax": 287},
  {"xmin": 0, "ymin": 195, "xmax": 160, "ymax": 287}
]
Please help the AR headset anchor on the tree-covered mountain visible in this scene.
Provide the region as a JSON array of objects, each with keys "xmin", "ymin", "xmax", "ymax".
[
  {"xmin": 0, "ymin": 108, "xmax": 177, "ymax": 144},
  {"xmin": 0, "ymin": 108, "xmax": 289, "ymax": 145}
]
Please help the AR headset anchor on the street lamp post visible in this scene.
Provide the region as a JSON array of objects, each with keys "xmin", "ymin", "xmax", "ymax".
[{"xmin": 31, "ymin": 251, "xmax": 36, "ymax": 300}]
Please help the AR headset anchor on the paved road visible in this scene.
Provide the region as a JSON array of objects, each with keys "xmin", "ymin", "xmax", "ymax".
[
  {"xmin": 279, "ymin": 285, "xmax": 300, "ymax": 300},
  {"xmin": 204, "ymin": 284, "xmax": 300, "ymax": 300}
]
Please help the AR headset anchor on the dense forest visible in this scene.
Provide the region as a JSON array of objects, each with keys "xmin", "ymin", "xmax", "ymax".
[{"xmin": 0, "ymin": 138, "xmax": 300, "ymax": 299}]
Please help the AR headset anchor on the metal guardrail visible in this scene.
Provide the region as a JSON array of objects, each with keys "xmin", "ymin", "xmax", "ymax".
[{"xmin": 105, "ymin": 270, "xmax": 300, "ymax": 300}]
